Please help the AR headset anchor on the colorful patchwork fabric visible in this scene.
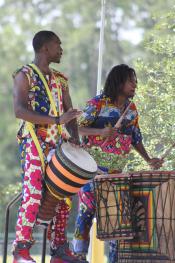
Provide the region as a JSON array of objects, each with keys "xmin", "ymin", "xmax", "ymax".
[
  {"xmin": 16, "ymin": 137, "xmax": 70, "ymax": 243},
  {"xmin": 13, "ymin": 65, "xmax": 69, "ymax": 145},
  {"xmin": 73, "ymin": 166, "xmax": 119, "ymax": 257},
  {"xmin": 16, "ymin": 138, "xmax": 47, "ymax": 242},
  {"xmin": 109, "ymin": 240, "xmax": 119, "ymax": 263},
  {"xmin": 14, "ymin": 65, "xmax": 71, "ymax": 244},
  {"xmin": 79, "ymin": 94, "xmax": 142, "ymax": 155}
]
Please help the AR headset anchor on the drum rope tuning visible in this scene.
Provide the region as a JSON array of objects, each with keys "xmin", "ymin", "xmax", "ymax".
[{"xmin": 93, "ymin": 171, "xmax": 175, "ymax": 262}]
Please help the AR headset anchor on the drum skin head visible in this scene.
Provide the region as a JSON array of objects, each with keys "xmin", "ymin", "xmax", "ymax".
[{"xmin": 61, "ymin": 142, "xmax": 97, "ymax": 173}]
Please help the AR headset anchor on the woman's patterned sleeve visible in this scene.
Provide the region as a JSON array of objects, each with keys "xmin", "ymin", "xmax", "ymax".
[
  {"xmin": 131, "ymin": 105, "xmax": 143, "ymax": 146},
  {"xmin": 79, "ymin": 98, "xmax": 100, "ymax": 127}
]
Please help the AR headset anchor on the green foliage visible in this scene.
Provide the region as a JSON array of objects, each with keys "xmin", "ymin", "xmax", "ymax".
[
  {"xmin": 129, "ymin": 8, "xmax": 175, "ymax": 171},
  {"xmin": 87, "ymin": 146, "xmax": 128, "ymax": 172}
]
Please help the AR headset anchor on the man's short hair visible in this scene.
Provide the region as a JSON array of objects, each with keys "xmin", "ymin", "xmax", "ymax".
[{"xmin": 32, "ymin": 30, "xmax": 58, "ymax": 52}]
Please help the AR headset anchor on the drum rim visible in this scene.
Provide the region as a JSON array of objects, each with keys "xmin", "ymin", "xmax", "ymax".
[
  {"xmin": 94, "ymin": 170, "xmax": 175, "ymax": 180},
  {"xmin": 58, "ymin": 144, "xmax": 98, "ymax": 174},
  {"xmin": 129, "ymin": 170, "xmax": 175, "ymax": 176},
  {"xmin": 94, "ymin": 173, "xmax": 129, "ymax": 180},
  {"xmin": 55, "ymin": 150, "xmax": 95, "ymax": 179}
]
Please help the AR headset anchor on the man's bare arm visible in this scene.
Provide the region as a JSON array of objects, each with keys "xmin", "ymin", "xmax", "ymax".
[
  {"xmin": 13, "ymin": 72, "xmax": 81, "ymax": 125},
  {"xmin": 13, "ymin": 72, "xmax": 56, "ymax": 124}
]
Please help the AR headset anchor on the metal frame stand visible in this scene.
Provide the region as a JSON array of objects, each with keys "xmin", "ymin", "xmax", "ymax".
[{"xmin": 3, "ymin": 192, "xmax": 47, "ymax": 263}]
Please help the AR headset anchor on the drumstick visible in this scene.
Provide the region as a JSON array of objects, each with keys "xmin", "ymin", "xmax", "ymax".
[
  {"xmin": 161, "ymin": 142, "xmax": 175, "ymax": 160},
  {"xmin": 114, "ymin": 102, "xmax": 132, "ymax": 128},
  {"xmin": 101, "ymin": 102, "xmax": 131, "ymax": 147},
  {"xmin": 149, "ymin": 142, "xmax": 175, "ymax": 170}
]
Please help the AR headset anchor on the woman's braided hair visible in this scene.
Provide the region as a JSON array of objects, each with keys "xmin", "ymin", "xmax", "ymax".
[{"xmin": 103, "ymin": 64, "xmax": 137, "ymax": 102}]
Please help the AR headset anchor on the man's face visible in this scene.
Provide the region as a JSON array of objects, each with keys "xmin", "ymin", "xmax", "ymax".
[
  {"xmin": 122, "ymin": 74, "xmax": 137, "ymax": 98},
  {"xmin": 45, "ymin": 36, "xmax": 63, "ymax": 63}
]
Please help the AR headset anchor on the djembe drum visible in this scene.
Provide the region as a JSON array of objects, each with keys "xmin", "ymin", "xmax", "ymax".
[
  {"xmin": 94, "ymin": 173, "xmax": 134, "ymax": 240},
  {"xmin": 118, "ymin": 171, "xmax": 175, "ymax": 263},
  {"xmin": 37, "ymin": 142, "xmax": 97, "ymax": 223}
]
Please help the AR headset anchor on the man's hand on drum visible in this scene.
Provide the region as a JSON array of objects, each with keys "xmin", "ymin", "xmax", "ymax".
[
  {"xmin": 147, "ymin": 158, "xmax": 164, "ymax": 170},
  {"xmin": 68, "ymin": 137, "xmax": 81, "ymax": 146},
  {"xmin": 58, "ymin": 109, "xmax": 82, "ymax": 125}
]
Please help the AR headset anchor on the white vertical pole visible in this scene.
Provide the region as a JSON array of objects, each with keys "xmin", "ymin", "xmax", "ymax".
[
  {"xmin": 87, "ymin": 0, "xmax": 106, "ymax": 261},
  {"xmin": 96, "ymin": 0, "xmax": 106, "ymax": 95}
]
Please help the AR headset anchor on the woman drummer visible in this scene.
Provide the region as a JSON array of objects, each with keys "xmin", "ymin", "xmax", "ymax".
[{"xmin": 72, "ymin": 64, "xmax": 163, "ymax": 262}]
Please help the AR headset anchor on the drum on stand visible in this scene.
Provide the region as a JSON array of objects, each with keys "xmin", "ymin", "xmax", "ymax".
[
  {"xmin": 119, "ymin": 171, "xmax": 175, "ymax": 263},
  {"xmin": 37, "ymin": 142, "xmax": 97, "ymax": 223},
  {"xmin": 94, "ymin": 173, "xmax": 134, "ymax": 240}
]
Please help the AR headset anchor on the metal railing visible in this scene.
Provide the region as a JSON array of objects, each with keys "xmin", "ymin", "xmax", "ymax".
[{"xmin": 3, "ymin": 192, "xmax": 47, "ymax": 263}]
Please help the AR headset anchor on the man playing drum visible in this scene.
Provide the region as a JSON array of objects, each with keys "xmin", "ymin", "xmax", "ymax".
[
  {"xmin": 72, "ymin": 64, "xmax": 163, "ymax": 262},
  {"xmin": 12, "ymin": 30, "xmax": 87, "ymax": 263}
]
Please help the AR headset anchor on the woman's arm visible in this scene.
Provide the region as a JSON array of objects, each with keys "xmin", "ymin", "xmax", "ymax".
[{"xmin": 79, "ymin": 126, "xmax": 116, "ymax": 138}]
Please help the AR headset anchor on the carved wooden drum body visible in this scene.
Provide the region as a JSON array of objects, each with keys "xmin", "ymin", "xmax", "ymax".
[
  {"xmin": 94, "ymin": 171, "xmax": 175, "ymax": 262},
  {"xmin": 94, "ymin": 173, "xmax": 133, "ymax": 240},
  {"xmin": 120, "ymin": 171, "xmax": 175, "ymax": 263},
  {"xmin": 37, "ymin": 142, "xmax": 97, "ymax": 223}
]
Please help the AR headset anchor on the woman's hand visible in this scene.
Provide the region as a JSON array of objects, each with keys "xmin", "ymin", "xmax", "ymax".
[
  {"xmin": 101, "ymin": 127, "xmax": 116, "ymax": 138},
  {"xmin": 148, "ymin": 158, "xmax": 164, "ymax": 170}
]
